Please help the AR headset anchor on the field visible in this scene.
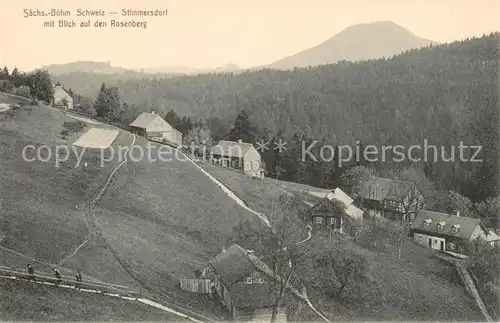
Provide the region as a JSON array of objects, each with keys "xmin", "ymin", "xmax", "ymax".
[
  {"xmin": 197, "ymin": 161, "xmax": 484, "ymax": 321},
  {"xmin": 0, "ymin": 278, "xmax": 183, "ymax": 321},
  {"xmin": 0, "ymin": 94, "xmax": 262, "ymax": 320}
]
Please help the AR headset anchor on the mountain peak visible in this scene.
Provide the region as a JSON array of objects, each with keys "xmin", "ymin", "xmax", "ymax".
[{"xmin": 270, "ymin": 21, "xmax": 436, "ymax": 69}]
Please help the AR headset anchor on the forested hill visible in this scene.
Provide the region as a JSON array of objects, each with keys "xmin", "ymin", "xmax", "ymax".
[{"xmin": 56, "ymin": 33, "xmax": 499, "ymax": 201}]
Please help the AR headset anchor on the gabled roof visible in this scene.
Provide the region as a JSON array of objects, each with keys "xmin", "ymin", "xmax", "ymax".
[
  {"xmin": 326, "ymin": 188, "xmax": 364, "ymax": 220},
  {"xmin": 53, "ymin": 84, "xmax": 73, "ymax": 98},
  {"xmin": 326, "ymin": 188, "xmax": 353, "ymax": 206},
  {"xmin": 210, "ymin": 140, "xmax": 256, "ymax": 158},
  {"xmin": 209, "ymin": 244, "xmax": 256, "ymax": 286},
  {"xmin": 358, "ymin": 176, "xmax": 414, "ymax": 201},
  {"xmin": 410, "ymin": 210, "xmax": 482, "ymax": 240},
  {"xmin": 129, "ymin": 112, "xmax": 174, "ymax": 132},
  {"xmin": 312, "ymin": 188, "xmax": 364, "ymax": 220},
  {"xmin": 486, "ymin": 230, "xmax": 500, "ymax": 242}
]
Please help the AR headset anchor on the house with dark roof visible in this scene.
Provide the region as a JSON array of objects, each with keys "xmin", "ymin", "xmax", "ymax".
[
  {"xmin": 129, "ymin": 111, "xmax": 182, "ymax": 147},
  {"xmin": 357, "ymin": 176, "xmax": 424, "ymax": 221},
  {"xmin": 410, "ymin": 210, "xmax": 500, "ymax": 255},
  {"xmin": 200, "ymin": 244, "xmax": 286, "ymax": 322},
  {"xmin": 308, "ymin": 188, "xmax": 364, "ymax": 234},
  {"xmin": 210, "ymin": 140, "xmax": 264, "ymax": 178}
]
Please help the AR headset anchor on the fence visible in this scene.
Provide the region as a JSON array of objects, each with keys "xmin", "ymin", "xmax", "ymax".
[
  {"xmin": 0, "ymin": 266, "xmax": 140, "ymax": 298},
  {"xmin": 180, "ymin": 278, "xmax": 212, "ymax": 294}
]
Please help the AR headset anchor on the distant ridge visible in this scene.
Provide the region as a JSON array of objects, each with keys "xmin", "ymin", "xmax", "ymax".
[{"xmin": 42, "ymin": 61, "xmax": 242, "ymax": 76}]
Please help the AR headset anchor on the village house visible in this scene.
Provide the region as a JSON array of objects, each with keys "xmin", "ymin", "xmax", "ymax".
[
  {"xmin": 52, "ymin": 84, "xmax": 73, "ymax": 110},
  {"xmin": 210, "ymin": 140, "xmax": 264, "ymax": 179},
  {"xmin": 410, "ymin": 210, "xmax": 500, "ymax": 255},
  {"xmin": 199, "ymin": 244, "xmax": 286, "ymax": 322},
  {"xmin": 357, "ymin": 176, "xmax": 424, "ymax": 222},
  {"xmin": 308, "ymin": 188, "xmax": 364, "ymax": 234},
  {"xmin": 129, "ymin": 111, "xmax": 182, "ymax": 147}
]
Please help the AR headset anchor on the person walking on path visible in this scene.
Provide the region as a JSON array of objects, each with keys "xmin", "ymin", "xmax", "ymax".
[
  {"xmin": 54, "ymin": 268, "xmax": 62, "ymax": 286},
  {"xmin": 75, "ymin": 269, "xmax": 82, "ymax": 289},
  {"xmin": 27, "ymin": 264, "xmax": 36, "ymax": 282}
]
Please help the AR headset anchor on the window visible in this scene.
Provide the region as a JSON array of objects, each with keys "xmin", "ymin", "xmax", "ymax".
[
  {"xmin": 451, "ymin": 225, "xmax": 460, "ymax": 233},
  {"xmin": 423, "ymin": 219, "xmax": 432, "ymax": 229},
  {"xmin": 258, "ymin": 278, "xmax": 264, "ymax": 283},
  {"xmin": 330, "ymin": 217, "xmax": 336, "ymax": 225},
  {"xmin": 314, "ymin": 217, "xmax": 323, "ymax": 224},
  {"xmin": 246, "ymin": 277, "xmax": 253, "ymax": 284},
  {"xmin": 437, "ymin": 221, "xmax": 445, "ymax": 231}
]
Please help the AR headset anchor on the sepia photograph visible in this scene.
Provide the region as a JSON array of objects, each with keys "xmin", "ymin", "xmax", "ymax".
[{"xmin": 0, "ymin": 0, "xmax": 499, "ymax": 322}]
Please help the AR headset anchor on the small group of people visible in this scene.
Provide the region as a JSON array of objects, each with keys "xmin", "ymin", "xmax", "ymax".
[{"xmin": 26, "ymin": 264, "xmax": 83, "ymax": 288}]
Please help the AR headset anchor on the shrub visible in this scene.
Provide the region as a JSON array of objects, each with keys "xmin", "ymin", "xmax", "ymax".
[{"xmin": 60, "ymin": 121, "xmax": 85, "ymax": 138}]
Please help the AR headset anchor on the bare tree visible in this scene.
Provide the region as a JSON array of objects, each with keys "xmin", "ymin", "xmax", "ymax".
[
  {"xmin": 266, "ymin": 195, "xmax": 310, "ymax": 323},
  {"xmin": 60, "ymin": 97, "xmax": 69, "ymax": 110},
  {"xmin": 312, "ymin": 234, "xmax": 379, "ymax": 301},
  {"xmin": 230, "ymin": 194, "xmax": 310, "ymax": 323},
  {"xmin": 391, "ymin": 180, "xmax": 425, "ymax": 222}
]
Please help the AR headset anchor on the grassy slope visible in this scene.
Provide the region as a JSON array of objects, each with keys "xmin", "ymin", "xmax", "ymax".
[
  {"xmin": 0, "ymin": 279, "xmax": 183, "ymax": 321},
  {"xmin": 198, "ymin": 161, "xmax": 484, "ymax": 321},
  {"xmin": 71, "ymin": 137, "xmax": 263, "ymax": 317},
  {"xmin": 0, "ymin": 96, "xmax": 264, "ymax": 318},
  {"xmin": 0, "ymin": 94, "xmax": 258, "ymax": 319}
]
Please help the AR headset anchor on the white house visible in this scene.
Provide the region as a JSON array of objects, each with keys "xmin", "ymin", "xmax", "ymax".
[
  {"xmin": 210, "ymin": 140, "xmax": 264, "ymax": 179},
  {"xmin": 53, "ymin": 85, "xmax": 73, "ymax": 110},
  {"xmin": 410, "ymin": 210, "xmax": 500, "ymax": 255}
]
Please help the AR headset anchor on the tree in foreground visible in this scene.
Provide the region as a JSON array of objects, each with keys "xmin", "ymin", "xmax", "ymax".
[
  {"xmin": 230, "ymin": 194, "xmax": 310, "ymax": 323},
  {"xmin": 94, "ymin": 83, "xmax": 122, "ymax": 122},
  {"xmin": 27, "ymin": 69, "xmax": 53, "ymax": 103}
]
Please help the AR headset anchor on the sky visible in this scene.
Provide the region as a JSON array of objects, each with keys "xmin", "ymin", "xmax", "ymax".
[{"xmin": 0, "ymin": 0, "xmax": 498, "ymax": 71}]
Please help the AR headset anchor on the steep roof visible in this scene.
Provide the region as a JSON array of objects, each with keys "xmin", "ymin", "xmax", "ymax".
[
  {"xmin": 209, "ymin": 244, "xmax": 256, "ymax": 286},
  {"xmin": 210, "ymin": 140, "xmax": 256, "ymax": 158},
  {"xmin": 326, "ymin": 188, "xmax": 353, "ymax": 206},
  {"xmin": 325, "ymin": 188, "xmax": 364, "ymax": 220},
  {"xmin": 410, "ymin": 210, "xmax": 482, "ymax": 240},
  {"xmin": 53, "ymin": 84, "xmax": 73, "ymax": 98},
  {"xmin": 358, "ymin": 176, "xmax": 414, "ymax": 201},
  {"xmin": 129, "ymin": 112, "xmax": 173, "ymax": 132},
  {"xmin": 486, "ymin": 230, "xmax": 500, "ymax": 243}
]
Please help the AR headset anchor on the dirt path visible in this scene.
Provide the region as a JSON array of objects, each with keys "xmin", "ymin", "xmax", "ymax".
[{"xmin": 456, "ymin": 263, "xmax": 493, "ymax": 322}]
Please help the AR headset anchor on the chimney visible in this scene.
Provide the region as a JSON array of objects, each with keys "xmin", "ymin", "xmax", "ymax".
[
  {"xmin": 246, "ymin": 249, "xmax": 254, "ymax": 257},
  {"xmin": 222, "ymin": 245, "xmax": 226, "ymax": 253},
  {"xmin": 238, "ymin": 139, "xmax": 243, "ymax": 143},
  {"xmin": 151, "ymin": 110, "xmax": 155, "ymax": 115},
  {"xmin": 456, "ymin": 211, "xmax": 460, "ymax": 217}
]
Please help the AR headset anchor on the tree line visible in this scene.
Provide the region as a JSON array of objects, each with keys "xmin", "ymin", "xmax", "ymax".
[
  {"xmin": 0, "ymin": 67, "xmax": 54, "ymax": 103},
  {"xmin": 55, "ymin": 33, "xmax": 499, "ymax": 204}
]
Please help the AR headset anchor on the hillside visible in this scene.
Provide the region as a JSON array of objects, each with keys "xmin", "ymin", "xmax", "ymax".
[
  {"xmin": 0, "ymin": 94, "xmax": 264, "ymax": 320},
  {"xmin": 0, "ymin": 278, "xmax": 182, "ymax": 321},
  {"xmin": 269, "ymin": 21, "xmax": 437, "ymax": 69},
  {"xmin": 197, "ymin": 162, "xmax": 484, "ymax": 321},
  {"xmin": 55, "ymin": 33, "xmax": 499, "ymax": 203}
]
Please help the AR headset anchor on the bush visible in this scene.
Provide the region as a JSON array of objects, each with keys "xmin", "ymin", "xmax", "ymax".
[
  {"xmin": 355, "ymin": 217, "xmax": 403, "ymax": 252},
  {"xmin": 0, "ymin": 80, "xmax": 14, "ymax": 92},
  {"xmin": 60, "ymin": 121, "xmax": 85, "ymax": 139}
]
